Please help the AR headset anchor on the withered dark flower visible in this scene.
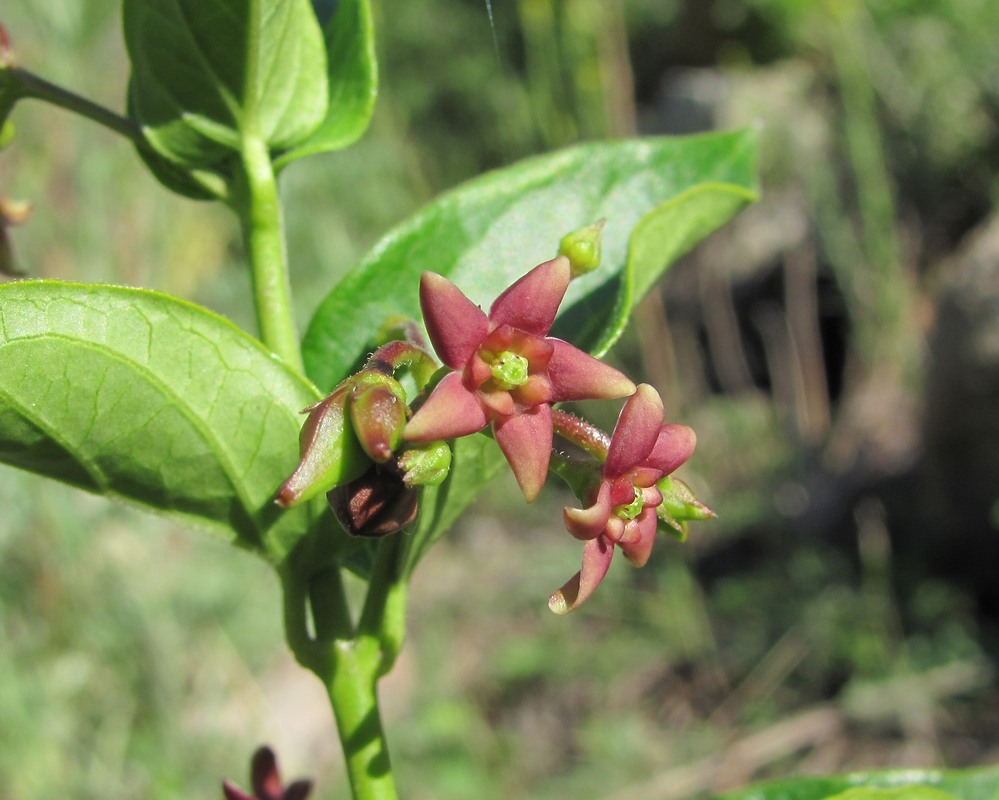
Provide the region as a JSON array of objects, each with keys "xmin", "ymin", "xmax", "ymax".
[
  {"xmin": 222, "ymin": 746, "xmax": 312, "ymax": 800},
  {"xmin": 328, "ymin": 464, "xmax": 419, "ymax": 537}
]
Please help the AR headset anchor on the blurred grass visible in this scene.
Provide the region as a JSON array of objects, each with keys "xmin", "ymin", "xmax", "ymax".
[{"xmin": 3, "ymin": 0, "xmax": 999, "ymax": 798}]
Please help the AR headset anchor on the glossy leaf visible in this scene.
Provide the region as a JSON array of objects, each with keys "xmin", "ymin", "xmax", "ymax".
[
  {"xmin": 275, "ymin": 0, "xmax": 377, "ymax": 169},
  {"xmin": 0, "ymin": 281, "xmax": 327, "ymax": 563},
  {"xmin": 123, "ymin": 0, "xmax": 328, "ymax": 169},
  {"xmin": 301, "ymin": 129, "xmax": 759, "ymax": 392},
  {"xmin": 718, "ymin": 765, "xmax": 999, "ymax": 800}
]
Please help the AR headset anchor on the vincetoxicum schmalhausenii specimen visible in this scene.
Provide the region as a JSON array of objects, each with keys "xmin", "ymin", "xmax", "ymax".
[{"xmin": 0, "ymin": 5, "xmax": 759, "ymax": 799}]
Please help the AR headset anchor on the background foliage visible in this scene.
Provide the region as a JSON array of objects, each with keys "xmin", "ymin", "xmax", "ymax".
[{"xmin": 1, "ymin": 1, "xmax": 998, "ymax": 798}]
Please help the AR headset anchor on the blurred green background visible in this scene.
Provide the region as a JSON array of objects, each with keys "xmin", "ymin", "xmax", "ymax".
[{"xmin": 2, "ymin": 1, "xmax": 999, "ymax": 798}]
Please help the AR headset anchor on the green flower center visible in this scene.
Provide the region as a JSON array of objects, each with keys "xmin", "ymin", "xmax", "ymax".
[
  {"xmin": 489, "ymin": 351, "xmax": 530, "ymax": 390},
  {"xmin": 613, "ymin": 487, "xmax": 644, "ymax": 520}
]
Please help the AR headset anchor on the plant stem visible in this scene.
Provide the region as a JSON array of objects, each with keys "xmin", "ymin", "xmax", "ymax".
[
  {"xmin": 2, "ymin": 66, "xmax": 229, "ymax": 197},
  {"xmin": 4, "ymin": 66, "xmax": 140, "ymax": 141},
  {"xmin": 326, "ymin": 638, "xmax": 399, "ymax": 800},
  {"xmin": 281, "ymin": 552, "xmax": 403, "ymax": 800},
  {"xmin": 234, "ymin": 135, "xmax": 305, "ymax": 373}
]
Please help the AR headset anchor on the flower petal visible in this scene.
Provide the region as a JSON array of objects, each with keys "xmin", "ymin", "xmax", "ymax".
[
  {"xmin": 489, "ymin": 256, "xmax": 571, "ymax": 335},
  {"xmin": 605, "ymin": 384, "xmax": 664, "ymax": 478},
  {"xmin": 222, "ymin": 782, "xmax": 254, "ymax": 800},
  {"xmin": 284, "ymin": 780, "xmax": 315, "ymax": 800},
  {"xmin": 404, "ymin": 372, "xmax": 488, "ymax": 441},
  {"xmin": 563, "ymin": 481, "xmax": 613, "ymax": 540},
  {"xmin": 547, "ymin": 339, "xmax": 636, "ymax": 402},
  {"xmin": 645, "ymin": 423, "xmax": 696, "ymax": 474},
  {"xmin": 478, "ymin": 387, "xmax": 516, "ymax": 417},
  {"xmin": 548, "ymin": 536, "xmax": 615, "ymax": 614},
  {"xmin": 420, "ymin": 272, "xmax": 489, "ymax": 368},
  {"xmin": 513, "ymin": 374, "xmax": 554, "ymax": 408},
  {"xmin": 251, "ymin": 746, "xmax": 283, "ymax": 800},
  {"xmin": 618, "ymin": 507, "xmax": 658, "ymax": 567},
  {"xmin": 493, "ymin": 404, "xmax": 553, "ymax": 501}
]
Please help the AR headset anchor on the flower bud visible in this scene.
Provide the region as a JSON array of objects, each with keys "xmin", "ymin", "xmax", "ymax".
[
  {"xmin": 397, "ymin": 440, "xmax": 451, "ymax": 487},
  {"xmin": 328, "ymin": 465, "xmax": 419, "ymax": 537},
  {"xmin": 276, "ymin": 385, "xmax": 370, "ymax": 508},
  {"xmin": 656, "ymin": 476, "xmax": 714, "ymax": 540},
  {"xmin": 559, "ymin": 219, "xmax": 605, "ymax": 278},
  {"xmin": 350, "ymin": 371, "xmax": 408, "ymax": 463},
  {"xmin": 0, "ymin": 195, "xmax": 30, "ymax": 276}
]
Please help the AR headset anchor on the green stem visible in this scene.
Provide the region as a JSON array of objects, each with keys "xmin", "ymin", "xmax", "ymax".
[
  {"xmin": 1, "ymin": 66, "xmax": 228, "ymax": 197},
  {"xmin": 281, "ymin": 553, "xmax": 402, "ymax": 800},
  {"xmin": 552, "ymin": 408, "xmax": 610, "ymax": 459},
  {"xmin": 4, "ymin": 66, "xmax": 140, "ymax": 140},
  {"xmin": 327, "ymin": 639, "xmax": 399, "ymax": 800},
  {"xmin": 233, "ymin": 135, "xmax": 304, "ymax": 372},
  {"xmin": 358, "ymin": 535, "xmax": 410, "ymax": 671}
]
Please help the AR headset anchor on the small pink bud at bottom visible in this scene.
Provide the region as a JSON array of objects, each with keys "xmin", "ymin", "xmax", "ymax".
[
  {"xmin": 222, "ymin": 744, "xmax": 313, "ymax": 800},
  {"xmin": 328, "ymin": 466, "xmax": 419, "ymax": 537}
]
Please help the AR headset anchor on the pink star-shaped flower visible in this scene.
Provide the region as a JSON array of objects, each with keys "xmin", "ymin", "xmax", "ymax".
[
  {"xmin": 549, "ymin": 384, "xmax": 697, "ymax": 614},
  {"xmin": 404, "ymin": 255, "xmax": 636, "ymax": 501}
]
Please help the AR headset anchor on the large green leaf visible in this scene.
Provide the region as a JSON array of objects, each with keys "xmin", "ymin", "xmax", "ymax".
[
  {"xmin": 718, "ymin": 765, "xmax": 999, "ymax": 800},
  {"xmin": 0, "ymin": 281, "xmax": 326, "ymax": 562},
  {"xmin": 123, "ymin": 0, "xmax": 328, "ymax": 168},
  {"xmin": 275, "ymin": 0, "xmax": 377, "ymax": 169},
  {"xmin": 301, "ymin": 129, "xmax": 759, "ymax": 392}
]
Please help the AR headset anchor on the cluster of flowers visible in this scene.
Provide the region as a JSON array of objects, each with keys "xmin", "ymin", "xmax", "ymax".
[{"xmin": 277, "ymin": 226, "xmax": 712, "ymax": 613}]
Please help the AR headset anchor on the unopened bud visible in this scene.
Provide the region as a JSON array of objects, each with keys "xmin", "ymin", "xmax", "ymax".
[
  {"xmin": 559, "ymin": 219, "xmax": 605, "ymax": 278},
  {"xmin": 350, "ymin": 371, "xmax": 407, "ymax": 463},
  {"xmin": 656, "ymin": 476, "xmax": 714, "ymax": 540},
  {"xmin": 328, "ymin": 465, "xmax": 419, "ymax": 537},
  {"xmin": 398, "ymin": 440, "xmax": 451, "ymax": 487},
  {"xmin": 276, "ymin": 385, "xmax": 370, "ymax": 508}
]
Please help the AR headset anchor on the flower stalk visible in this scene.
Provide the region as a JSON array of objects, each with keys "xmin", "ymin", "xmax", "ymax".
[{"xmin": 232, "ymin": 134, "xmax": 304, "ymax": 372}]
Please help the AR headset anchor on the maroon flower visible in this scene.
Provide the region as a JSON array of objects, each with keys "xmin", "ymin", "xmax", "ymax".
[
  {"xmin": 550, "ymin": 384, "xmax": 697, "ymax": 614},
  {"xmin": 222, "ymin": 746, "xmax": 312, "ymax": 800},
  {"xmin": 404, "ymin": 256, "xmax": 635, "ymax": 501}
]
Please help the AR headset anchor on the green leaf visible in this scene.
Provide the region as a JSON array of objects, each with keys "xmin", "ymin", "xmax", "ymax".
[
  {"xmin": 123, "ymin": 0, "xmax": 328, "ymax": 169},
  {"xmin": 275, "ymin": 0, "xmax": 377, "ymax": 169},
  {"xmin": 0, "ymin": 281, "xmax": 327, "ymax": 562},
  {"xmin": 717, "ymin": 765, "xmax": 999, "ymax": 800},
  {"xmin": 301, "ymin": 128, "xmax": 759, "ymax": 392},
  {"xmin": 825, "ymin": 788, "xmax": 958, "ymax": 800}
]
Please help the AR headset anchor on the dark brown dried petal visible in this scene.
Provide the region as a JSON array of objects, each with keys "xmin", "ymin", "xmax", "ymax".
[{"xmin": 328, "ymin": 466, "xmax": 418, "ymax": 537}]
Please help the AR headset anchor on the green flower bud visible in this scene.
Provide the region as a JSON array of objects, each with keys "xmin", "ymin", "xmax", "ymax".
[
  {"xmin": 656, "ymin": 475, "xmax": 714, "ymax": 541},
  {"xmin": 275, "ymin": 384, "xmax": 370, "ymax": 509},
  {"xmin": 350, "ymin": 371, "xmax": 408, "ymax": 463},
  {"xmin": 559, "ymin": 219, "xmax": 605, "ymax": 278},
  {"xmin": 398, "ymin": 440, "xmax": 452, "ymax": 487}
]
